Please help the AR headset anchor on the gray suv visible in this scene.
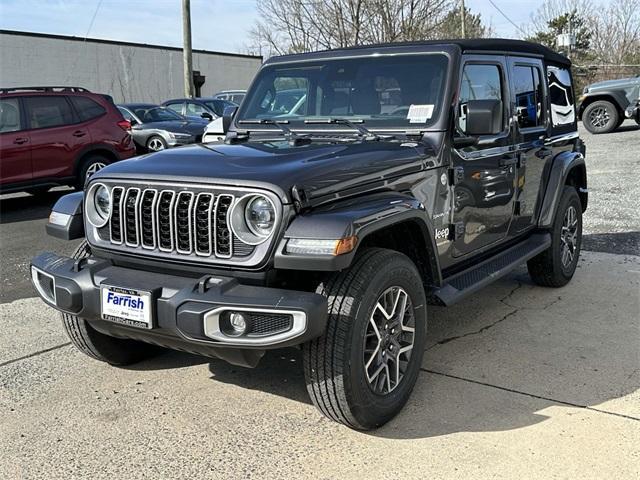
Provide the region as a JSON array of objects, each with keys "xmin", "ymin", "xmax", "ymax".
[{"xmin": 578, "ymin": 75, "xmax": 640, "ymax": 133}]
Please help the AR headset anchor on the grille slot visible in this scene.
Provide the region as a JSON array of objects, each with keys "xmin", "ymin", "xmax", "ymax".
[
  {"xmin": 175, "ymin": 192, "xmax": 194, "ymax": 254},
  {"xmin": 124, "ymin": 188, "xmax": 141, "ymax": 246},
  {"xmin": 214, "ymin": 195, "xmax": 234, "ymax": 258},
  {"xmin": 109, "ymin": 187, "xmax": 124, "ymax": 244},
  {"xmin": 194, "ymin": 193, "xmax": 214, "ymax": 256},
  {"xmin": 157, "ymin": 191, "xmax": 175, "ymax": 252},
  {"xmin": 140, "ymin": 189, "xmax": 158, "ymax": 249}
]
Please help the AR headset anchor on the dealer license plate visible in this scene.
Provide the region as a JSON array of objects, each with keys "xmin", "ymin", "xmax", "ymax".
[{"xmin": 101, "ymin": 285, "xmax": 152, "ymax": 329}]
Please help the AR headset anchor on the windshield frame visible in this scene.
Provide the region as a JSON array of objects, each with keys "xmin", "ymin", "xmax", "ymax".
[{"xmin": 235, "ymin": 49, "xmax": 454, "ymax": 134}]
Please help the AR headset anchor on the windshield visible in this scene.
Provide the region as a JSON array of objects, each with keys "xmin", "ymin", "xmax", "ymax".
[
  {"xmin": 204, "ymin": 99, "xmax": 235, "ymax": 117},
  {"xmin": 134, "ymin": 107, "xmax": 183, "ymax": 123},
  {"xmin": 238, "ymin": 53, "xmax": 449, "ymax": 129}
]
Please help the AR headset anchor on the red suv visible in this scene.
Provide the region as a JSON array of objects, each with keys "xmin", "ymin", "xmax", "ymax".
[{"xmin": 0, "ymin": 86, "xmax": 136, "ymax": 194}]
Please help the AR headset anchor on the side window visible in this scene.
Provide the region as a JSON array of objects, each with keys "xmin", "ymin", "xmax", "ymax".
[
  {"xmin": 458, "ymin": 64, "xmax": 503, "ymax": 133},
  {"xmin": 547, "ymin": 66, "xmax": 575, "ymax": 126},
  {"xmin": 186, "ymin": 102, "xmax": 207, "ymax": 115},
  {"xmin": 0, "ymin": 98, "xmax": 22, "ymax": 133},
  {"xmin": 70, "ymin": 96, "xmax": 106, "ymax": 122},
  {"xmin": 165, "ymin": 102, "xmax": 184, "ymax": 115},
  {"xmin": 117, "ymin": 107, "xmax": 134, "ymax": 122},
  {"xmin": 24, "ymin": 96, "xmax": 74, "ymax": 129},
  {"xmin": 513, "ymin": 66, "xmax": 544, "ymax": 128}
]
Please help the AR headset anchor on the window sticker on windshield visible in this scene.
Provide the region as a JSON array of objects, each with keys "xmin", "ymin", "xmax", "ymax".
[{"xmin": 407, "ymin": 104, "xmax": 435, "ymax": 123}]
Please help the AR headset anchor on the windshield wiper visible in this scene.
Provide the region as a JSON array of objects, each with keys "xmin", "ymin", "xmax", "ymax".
[
  {"xmin": 304, "ymin": 117, "xmax": 380, "ymax": 141},
  {"xmin": 237, "ymin": 119, "xmax": 311, "ymax": 146}
]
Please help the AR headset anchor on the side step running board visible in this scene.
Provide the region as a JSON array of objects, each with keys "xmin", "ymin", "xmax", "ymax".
[{"xmin": 433, "ymin": 233, "xmax": 551, "ymax": 306}]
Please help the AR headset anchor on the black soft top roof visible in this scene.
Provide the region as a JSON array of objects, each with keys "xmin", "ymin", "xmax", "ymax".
[{"xmin": 267, "ymin": 38, "xmax": 571, "ymax": 67}]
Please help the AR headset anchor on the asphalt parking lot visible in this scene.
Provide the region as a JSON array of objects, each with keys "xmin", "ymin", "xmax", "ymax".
[{"xmin": 1, "ymin": 122, "xmax": 639, "ymax": 478}]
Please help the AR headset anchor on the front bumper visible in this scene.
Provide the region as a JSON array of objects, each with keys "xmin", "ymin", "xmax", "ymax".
[{"xmin": 31, "ymin": 251, "xmax": 327, "ymax": 353}]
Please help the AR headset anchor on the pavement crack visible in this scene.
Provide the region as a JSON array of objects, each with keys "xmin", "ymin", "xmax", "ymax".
[
  {"xmin": 427, "ymin": 308, "xmax": 519, "ymax": 349},
  {"xmin": 0, "ymin": 342, "xmax": 71, "ymax": 368},
  {"xmin": 421, "ymin": 368, "xmax": 640, "ymax": 422}
]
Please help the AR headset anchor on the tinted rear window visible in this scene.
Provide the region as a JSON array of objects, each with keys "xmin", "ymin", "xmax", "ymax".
[
  {"xmin": 24, "ymin": 96, "xmax": 74, "ymax": 129},
  {"xmin": 70, "ymin": 96, "xmax": 106, "ymax": 121}
]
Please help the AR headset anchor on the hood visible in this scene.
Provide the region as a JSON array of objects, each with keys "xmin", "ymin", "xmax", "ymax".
[
  {"xmin": 94, "ymin": 139, "xmax": 437, "ymax": 205},
  {"xmin": 587, "ymin": 76, "xmax": 639, "ymax": 91},
  {"xmin": 140, "ymin": 120, "xmax": 206, "ymax": 135}
]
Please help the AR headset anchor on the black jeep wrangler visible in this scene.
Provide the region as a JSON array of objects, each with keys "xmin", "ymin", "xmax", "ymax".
[{"xmin": 32, "ymin": 39, "xmax": 587, "ymax": 430}]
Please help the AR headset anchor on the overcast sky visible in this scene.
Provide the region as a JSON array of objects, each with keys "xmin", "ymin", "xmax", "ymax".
[{"xmin": 0, "ymin": 0, "xmax": 542, "ymax": 54}]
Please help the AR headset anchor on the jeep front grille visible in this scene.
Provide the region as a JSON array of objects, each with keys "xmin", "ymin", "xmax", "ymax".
[{"xmin": 89, "ymin": 181, "xmax": 281, "ymax": 267}]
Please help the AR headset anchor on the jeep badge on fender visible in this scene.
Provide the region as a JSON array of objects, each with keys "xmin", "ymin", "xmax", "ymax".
[{"xmin": 31, "ymin": 39, "xmax": 586, "ymax": 430}]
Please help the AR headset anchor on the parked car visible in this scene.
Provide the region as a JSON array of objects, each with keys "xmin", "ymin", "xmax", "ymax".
[
  {"xmin": 161, "ymin": 97, "xmax": 237, "ymax": 122},
  {"xmin": 32, "ymin": 39, "xmax": 588, "ymax": 430},
  {"xmin": 117, "ymin": 104, "xmax": 207, "ymax": 152},
  {"xmin": 203, "ymin": 89, "xmax": 306, "ymax": 143},
  {"xmin": 0, "ymin": 86, "xmax": 135, "ymax": 194},
  {"xmin": 578, "ymin": 75, "xmax": 640, "ymax": 133},
  {"xmin": 213, "ymin": 90, "xmax": 246, "ymax": 104}
]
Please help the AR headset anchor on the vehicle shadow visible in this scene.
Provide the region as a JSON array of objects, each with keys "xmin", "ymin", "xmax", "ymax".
[
  {"xmin": 615, "ymin": 123, "xmax": 640, "ymax": 133},
  {"xmin": 0, "ymin": 189, "xmax": 72, "ymax": 224},
  {"xmin": 129, "ymin": 263, "xmax": 638, "ymax": 439},
  {"xmin": 582, "ymin": 231, "xmax": 639, "ymax": 256}
]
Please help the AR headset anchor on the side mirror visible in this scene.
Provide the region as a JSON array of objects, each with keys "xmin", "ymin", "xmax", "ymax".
[
  {"xmin": 201, "ymin": 112, "xmax": 213, "ymax": 120},
  {"xmin": 129, "ymin": 119, "xmax": 138, "ymax": 126},
  {"xmin": 222, "ymin": 105, "xmax": 238, "ymax": 133},
  {"xmin": 465, "ymin": 99, "xmax": 503, "ymax": 136}
]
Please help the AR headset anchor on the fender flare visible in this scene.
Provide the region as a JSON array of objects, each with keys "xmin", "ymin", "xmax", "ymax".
[
  {"xmin": 578, "ymin": 89, "xmax": 629, "ymax": 118},
  {"xmin": 73, "ymin": 143, "xmax": 120, "ymax": 175},
  {"xmin": 45, "ymin": 191, "xmax": 85, "ymax": 240},
  {"xmin": 538, "ymin": 151, "xmax": 587, "ymax": 228},
  {"xmin": 274, "ymin": 192, "xmax": 442, "ymax": 284}
]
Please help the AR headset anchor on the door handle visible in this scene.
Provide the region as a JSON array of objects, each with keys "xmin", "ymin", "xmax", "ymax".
[
  {"xmin": 13, "ymin": 137, "xmax": 28, "ymax": 145},
  {"xmin": 536, "ymin": 148, "xmax": 553, "ymax": 159},
  {"xmin": 72, "ymin": 130, "xmax": 86, "ymax": 137}
]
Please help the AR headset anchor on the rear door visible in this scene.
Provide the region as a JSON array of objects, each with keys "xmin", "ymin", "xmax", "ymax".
[
  {"xmin": 0, "ymin": 97, "xmax": 32, "ymax": 186},
  {"xmin": 451, "ymin": 56, "xmax": 517, "ymax": 257},
  {"xmin": 24, "ymin": 95, "xmax": 88, "ymax": 180},
  {"xmin": 507, "ymin": 57, "xmax": 550, "ymax": 233}
]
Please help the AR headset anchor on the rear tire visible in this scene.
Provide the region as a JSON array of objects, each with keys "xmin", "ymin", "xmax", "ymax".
[
  {"xmin": 582, "ymin": 100, "xmax": 619, "ymax": 134},
  {"xmin": 76, "ymin": 155, "xmax": 108, "ymax": 189},
  {"xmin": 303, "ymin": 248, "xmax": 427, "ymax": 430},
  {"xmin": 62, "ymin": 241, "xmax": 161, "ymax": 366},
  {"xmin": 527, "ymin": 186, "xmax": 582, "ymax": 287}
]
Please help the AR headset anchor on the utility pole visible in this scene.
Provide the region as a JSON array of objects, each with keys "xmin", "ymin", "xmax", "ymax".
[
  {"xmin": 461, "ymin": 0, "xmax": 466, "ymax": 39},
  {"xmin": 182, "ymin": 0, "xmax": 195, "ymax": 98}
]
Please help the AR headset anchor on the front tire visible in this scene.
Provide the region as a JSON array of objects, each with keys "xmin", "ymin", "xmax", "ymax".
[
  {"xmin": 303, "ymin": 248, "xmax": 427, "ymax": 430},
  {"xmin": 146, "ymin": 135, "xmax": 167, "ymax": 152},
  {"xmin": 527, "ymin": 186, "xmax": 582, "ymax": 287},
  {"xmin": 583, "ymin": 100, "xmax": 619, "ymax": 134},
  {"xmin": 62, "ymin": 241, "xmax": 161, "ymax": 366}
]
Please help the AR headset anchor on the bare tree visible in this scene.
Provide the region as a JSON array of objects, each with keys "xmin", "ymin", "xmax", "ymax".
[
  {"xmin": 590, "ymin": 0, "xmax": 640, "ymax": 64},
  {"xmin": 248, "ymin": 0, "xmax": 457, "ymax": 57}
]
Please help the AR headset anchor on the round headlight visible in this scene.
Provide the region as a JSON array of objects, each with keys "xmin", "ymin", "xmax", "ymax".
[
  {"xmin": 245, "ymin": 196, "xmax": 275, "ymax": 237},
  {"xmin": 86, "ymin": 183, "xmax": 111, "ymax": 228},
  {"xmin": 229, "ymin": 194, "xmax": 278, "ymax": 245}
]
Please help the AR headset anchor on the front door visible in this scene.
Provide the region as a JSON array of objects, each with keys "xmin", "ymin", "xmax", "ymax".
[{"xmin": 451, "ymin": 56, "xmax": 517, "ymax": 257}]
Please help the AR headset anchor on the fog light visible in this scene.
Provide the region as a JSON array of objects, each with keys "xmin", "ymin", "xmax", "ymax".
[{"xmin": 228, "ymin": 312, "xmax": 247, "ymax": 335}]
